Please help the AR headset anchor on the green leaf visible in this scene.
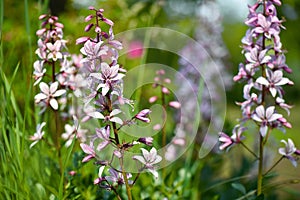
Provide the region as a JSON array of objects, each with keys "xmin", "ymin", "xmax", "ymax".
[{"xmin": 231, "ymin": 182, "xmax": 246, "ymax": 194}]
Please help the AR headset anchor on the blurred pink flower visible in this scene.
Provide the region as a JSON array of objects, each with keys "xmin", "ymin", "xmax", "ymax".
[{"xmin": 127, "ymin": 41, "xmax": 143, "ymax": 59}]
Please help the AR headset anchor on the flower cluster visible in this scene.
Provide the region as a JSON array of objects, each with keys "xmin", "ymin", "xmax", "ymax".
[
  {"xmin": 219, "ymin": 0, "xmax": 298, "ymax": 167},
  {"xmin": 31, "ymin": 14, "xmax": 86, "ymax": 148},
  {"xmin": 34, "ymin": 15, "xmax": 67, "ymax": 111},
  {"xmin": 77, "ymin": 7, "xmax": 161, "ymax": 196}
]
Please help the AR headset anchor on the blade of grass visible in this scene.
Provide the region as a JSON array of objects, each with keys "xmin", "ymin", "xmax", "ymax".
[
  {"xmin": 0, "ymin": 0, "xmax": 3, "ymax": 42},
  {"xmin": 24, "ymin": 0, "xmax": 33, "ymax": 67},
  {"xmin": 58, "ymin": 136, "xmax": 77, "ymax": 199}
]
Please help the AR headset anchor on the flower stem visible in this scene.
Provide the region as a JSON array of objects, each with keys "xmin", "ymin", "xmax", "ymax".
[
  {"xmin": 263, "ymin": 156, "xmax": 284, "ymax": 176},
  {"xmin": 106, "ymin": 92, "xmax": 120, "ymax": 145},
  {"xmin": 120, "ymin": 157, "xmax": 132, "ymax": 200},
  {"xmin": 160, "ymin": 84, "xmax": 167, "ymax": 178},
  {"xmin": 111, "ymin": 186, "xmax": 122, "ymax": 200},
  {"xmin": 257, "ymin": 134, "xmax": 264, "ymax": 196},
  {"xmin": 51, "ymin": 60, "xmax": 55, "ymax": 83},
  {"xmin": 54, "ymin": 110, "xmax": 63, "ymax": 175},
  {"xmin": 161, "ymin": 85, "xmax": 167, "ymax": 149},
  {"xmin": 257, "ymin": 2, "xmax": 267, "ymax": 195},
  {"xmin": 240, "ymin": 142, "xmax": 258, "ymax": 159}
]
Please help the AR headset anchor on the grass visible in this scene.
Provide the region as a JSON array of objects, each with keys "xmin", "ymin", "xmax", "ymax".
[{"xmin": 1, "ymin": 0, "xmax": 300, "ymax": 199}]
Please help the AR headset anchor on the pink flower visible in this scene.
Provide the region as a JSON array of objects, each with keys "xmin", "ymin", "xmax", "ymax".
[
  {"xmin": 80, "ymin": 143, "xmax": 96, "ymax": 162},
  {"xmin": 252, "ymin": 105, "xmax": 282, "ymax": 137},
  {"xmin": 34, "ymin": 82, "xmax": 66, "ymax": 110},
  {"xmin": 90, "ymin": 63, "xmax": 125, "ymax": 96},
  {"xmin": 169, "ymin": 101, "xmax": 181, "ymax": 109},
  {"xmin": 29, "ymin": 122, "xmax": 46, "ymax": 148},
  {"xmin": 88, "ymin": 109, "xmax": 123, "ymax": 125},
  {"xmin": 279, "ymin": 138, "xmax": 298, "ymax": 167},
  {"xmin": 218, "ymin": 132, "xmax": 233, "ymax": 150},
  {"xmin": 133, "ymin": 148, "xmax": 162, "ymax": 179},
  {"xmin": 135, "ymin": 109, "xmax": 151, "ymax": 123},
  {"xmin": 256, "ymin": 69, "xmax": 293, "ymax": 97},
  {"xmin": 46, "ymin": 40, "xmax": 63, "ymax": 61},
  {"xmin": 127, "ymin": 41, "xmax": 143, "ymax": 59},
  {"xmin": 33, "ymin": 60, "xmax": 46, "ymax": 86}
]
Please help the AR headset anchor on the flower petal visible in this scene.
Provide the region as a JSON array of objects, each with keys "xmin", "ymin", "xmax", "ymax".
[
  {"xmin": 268, "ymin": 113, "xmax": 282, "ymax": 122},
  {"xmin": 110, "ymin": 117, "xmax": 123, "ymax": 125},
  {"xmin": 53, "ymin": 89, "xmax": 66, "ymax": 97},
  {"xmin": 110, "ymin": 109, "xmax": 122, "ymax": 116},
  {"xmin": 256, "ymin": 77, "xmax": 269, "ymax": 86},
  {"xmin": 260, "ymin": 125, "xmax": 268, "ymax": 137},
  {"xmin": 50, "ymin": 98, "xmax": 58, "ymax": 110},
  {"xmin": 50, "ymin": 82, "xmax": 59, "ymax": 94},
  {"xmin": 88, "ymin": 112, "xmax": 105, "ymax": 119},
  {"xmin": 132, "ymin": 155, "xmax": 146, "ymax": 165},
  {"xmin": 39, "ymin": 82, "xmax": 49, "ymax": 94}
]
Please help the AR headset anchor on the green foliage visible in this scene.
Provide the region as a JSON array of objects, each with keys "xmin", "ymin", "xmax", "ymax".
[{"xmin": 1, "ymin": 0, "xmax": 300, "ymax": 199}]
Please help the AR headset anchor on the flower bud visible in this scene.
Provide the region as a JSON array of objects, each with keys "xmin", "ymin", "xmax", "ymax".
[
  {"xmin": 138, "ymin": 137, "xmax": 153, "ymax": 146},
  {"xmin": 135, "ymin": 109, "xmax": 151, "ymax": 123}
]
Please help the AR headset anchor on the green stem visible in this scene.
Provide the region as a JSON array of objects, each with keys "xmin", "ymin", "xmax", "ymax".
[
  {"xmin": 257, "ymin": 2, "xmax": 267, "ymax": 196},
  {"xmin": 257, "ymin": 134, "xmax": 264, "ymax": 196},
  {"xmin": 240, "ymin": 142, "xmax": 258, "ymax": 159},
  {"xmin": 54, "ymin": 110, "xmax": 63, "ymax": 175},
  {"xmin": 111, "ymin": 186, "xmax": 122, "ymax": 200},
  {"xmin": 161, "ymin": 84, "xmax": 167, "ymax": 178},
  {"xmin": 120, "ymin": 157, "xmax": 132, "ymax": 200},
  {"xmin": 263, "ymin": 156, "xmax": 284, "ymax": 176},
  {"xmin": 161, "ymin": 85, "xmax": 166, "ymax": 148}
]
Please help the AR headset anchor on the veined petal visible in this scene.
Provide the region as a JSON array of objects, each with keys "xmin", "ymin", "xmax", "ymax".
[
  {"xmin": 265, "ymin": 106, "xmax": 275, "ymax": 119},
  {"xmin": 153, "ymin": 155, "xmax": 162, "ymax": 165},
  {"xmin": 255, "ymin": 105, "xmax": 265, "ymax": 118},
  {"xmin": 111, "ymin": 73, "xmax": 125, "ymax": 81},
  {"xmin": 110, "ymin": 117, "xmax": 123, "ymax": 125},
  {"xmin": 90, "ymin": 73, "xmax": 103, "ymax": 80},
  {"xmin": 132, "ymin": 155, "xmax": 146, "ymax": 165},
  {"xmin": 275, "ymin": 77, "xmax": 291, "ymax": 86},
  {"xmin": 97, "ymin": 141, "xmax": 110, "ymax": 151},
  {"xmin": 268, "ymin": 113, "xmax": 282, "ymax": 122},
  {"xmin": 278, "ymin": 147, "xmax": 286, "ymax": 156},
  {"xmin": 141, "ymin": 148, "xmax": 150, "ymax": 159},
  {"xmin": 261, "ymin": 55, "xmax": 271, "ymax": 64},
  {"xmin": 256, "ymin": 77, "xmax": 269, "ymax": 86},
  {"xmin": 245, "ymin": 52, "xmax": 255, "ymax": 63},
  {"xmin": 88, "ymin": 112, "xmax": 105, "ymax": 119},
  {"xmin": 50, "ymin": 82, "xmax": 59, "ymax": 94},
  {"xmin": 252, "ymin": 114, "xmax": 263, "ymax": 122},
  {"xmin": 80, "ymin": 143, "xmax": 94, "ymax": 154},
  {"xmin": 110, "ymin": 109, "xmax": 122, "ymax": 116}
]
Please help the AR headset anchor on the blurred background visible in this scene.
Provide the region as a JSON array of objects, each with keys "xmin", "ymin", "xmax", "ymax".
[{"xmin": 1, "ymin": 0, "xmax": 300, "ymax": 199}]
